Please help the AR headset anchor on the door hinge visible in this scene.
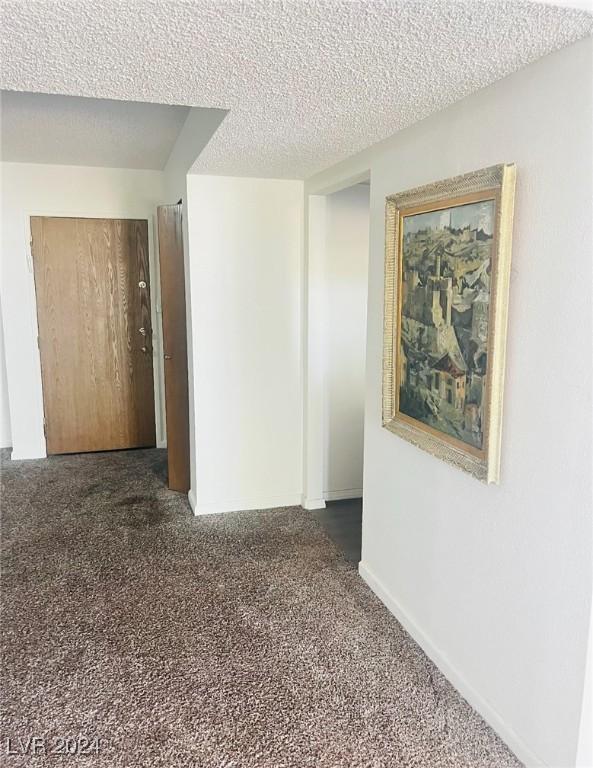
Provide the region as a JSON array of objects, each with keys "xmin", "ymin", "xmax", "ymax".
[{"xmin": 42, "ymin": 417, "xmax": 47, "ymax": 437}]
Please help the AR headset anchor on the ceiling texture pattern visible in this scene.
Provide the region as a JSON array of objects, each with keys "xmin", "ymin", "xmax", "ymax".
[{"xmin": 0, "ymin": 0, "xmax": 591, "ymax": 178}]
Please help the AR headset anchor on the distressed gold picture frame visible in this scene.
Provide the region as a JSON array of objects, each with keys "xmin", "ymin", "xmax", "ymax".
[{"xmin": 383, "ymin": 164, "xmax": 516, "ymax": 483}]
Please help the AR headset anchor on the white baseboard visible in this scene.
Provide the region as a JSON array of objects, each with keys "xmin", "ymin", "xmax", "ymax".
[
  {"xmin": 324, "ymin": 488, "xmax": 363, "ymax": 502},
  {"xmin": 10, "ymin": 450, "xmax": 46, "ymax": 460},
  {"xmin": 187, "ymin": 488, "xmax": 197, "ymax": 513},
  {"xmin": 193, "ymin": 493, "xmax": 302, "ymax": 517},
  {"xmin": 301, "ymin": 496, "xmax": 326, "ymax": 510},
  {"xmin": 358, "ymin": 562, "xmax": 546, "ymax": 768}
]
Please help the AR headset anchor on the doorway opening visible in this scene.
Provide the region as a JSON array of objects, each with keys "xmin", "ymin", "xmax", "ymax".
[
  {"xmin": 1, "ymin": 91, "xmax": 214, "ymax": 502},
  {"xmin": 304, "ymin": 177, "xmax": 371, "ymax": 563}
]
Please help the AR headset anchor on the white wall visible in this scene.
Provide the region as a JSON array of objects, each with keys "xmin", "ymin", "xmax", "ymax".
[
  {"xmin": 0, "ymin": 163, "xmax": 166, "ymax": 459},
  {"xmin": 163, "ymin": 107, "xmax": 227, "ymax": 202},
  {"xmin": 0, "ymin": 297, "xmax": 12, "ymax": 447},
  {"xmin": 186, "ymin": 175, "xmax": 304, "ymax": 514},
  {"xmin": 323, "ymin": 184, "xmax": 369, "ymax": 499},
  {"xmin": 305, "ymin": 38, "xmax": 592, "ymax": 768}
]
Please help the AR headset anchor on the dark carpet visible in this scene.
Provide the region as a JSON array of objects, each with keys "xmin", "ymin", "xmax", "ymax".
[{"xmin": 0, "ymin": 448, "xmax": 521, "ymax": 767}]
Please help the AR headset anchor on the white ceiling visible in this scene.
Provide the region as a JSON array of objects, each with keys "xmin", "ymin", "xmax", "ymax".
[
  {"xmin": 0, "ymin": 91, "xmax": 190, "ymax": 169},
  {"xmin": 0, "ymin": 1, "xmax": 591, "ymax": 179}
]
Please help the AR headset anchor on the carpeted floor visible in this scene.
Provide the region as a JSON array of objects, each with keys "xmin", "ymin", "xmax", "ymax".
[{"xmin": 1, "ymin": 448, "xmax": 521, "ymax": 767}]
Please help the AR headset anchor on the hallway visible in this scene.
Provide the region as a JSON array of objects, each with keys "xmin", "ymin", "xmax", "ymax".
[{"xmin": 1, "ymin": 449, "xmax": 520, "ymax": 767}]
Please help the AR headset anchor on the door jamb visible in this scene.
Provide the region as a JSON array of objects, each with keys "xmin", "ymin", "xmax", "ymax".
[{"xmin": 301, "ymin": 169, "xmax": 371, "ymax": 509}]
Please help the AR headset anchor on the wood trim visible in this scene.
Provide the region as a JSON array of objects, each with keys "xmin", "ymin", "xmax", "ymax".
[{"xmin": 157, "ymin": 205, "xmax": 190, "ymax": 493}]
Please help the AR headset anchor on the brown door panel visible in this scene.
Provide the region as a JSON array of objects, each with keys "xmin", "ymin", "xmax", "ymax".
[
  {"xmin": 157, "ymin": 205, "xmax": 190, "ymax": 493},
  {"xmin": 31, "ymin": 216, "xmax": 156, "ymax": 455}
]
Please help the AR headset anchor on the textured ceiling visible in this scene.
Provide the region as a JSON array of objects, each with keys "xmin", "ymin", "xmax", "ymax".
[
  {"xmin": 0, "ymin": 1, "xmax": 591, "ymax": 179},
  {"xmin": 0, "ymin": 91, "xmax": 190, "ymax": 169}
]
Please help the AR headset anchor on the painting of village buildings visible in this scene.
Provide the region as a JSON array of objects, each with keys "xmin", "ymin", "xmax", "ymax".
[{"xmin": 398, "ymin": 199, "xmax": 495, "ymax": 451}]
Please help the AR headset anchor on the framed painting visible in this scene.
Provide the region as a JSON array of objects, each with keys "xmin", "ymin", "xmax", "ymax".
[{"xmin": 383, "ymin": 164, "xmax": 516, "ymax": 483}]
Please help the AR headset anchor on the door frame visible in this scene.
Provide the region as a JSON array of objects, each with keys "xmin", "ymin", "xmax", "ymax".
[
  {"xmin": 24, "ymin": 207, "xmax": 166, "ymax": 457},
  {"xmin": 302, "ymin": 168, "xmax": 371, "ymax": 509}
]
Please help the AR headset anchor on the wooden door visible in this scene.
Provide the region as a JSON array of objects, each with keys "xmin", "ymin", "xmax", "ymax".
[
  {"xmin": 31, "ymin": 216, "xmax": 156, "ymax": 455},
  {"xmin": 157, "ymin": 205, "xmax": 190, "ymax": 492}
]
